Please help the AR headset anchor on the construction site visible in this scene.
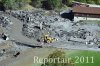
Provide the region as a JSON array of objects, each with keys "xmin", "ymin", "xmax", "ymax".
[{"xmin": 0, "ymin": 9, "xmax": 100, "ymax": 66}]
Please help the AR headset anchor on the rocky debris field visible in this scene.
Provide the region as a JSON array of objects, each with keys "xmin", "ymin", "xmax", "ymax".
[
  {"xmin": 11, "ymin": 10, "xmax": 100, "ymax": 48},
  {"xmin": 0, "ymin": 15, "xmax": 12, "ymax": 28},
  {"xmin": 0, "ymin": 10, "xmax": 100, "ymax": 66},
  {"xmin": 0, "ymin": 14, "xmax": 13, "ymax": 41}
]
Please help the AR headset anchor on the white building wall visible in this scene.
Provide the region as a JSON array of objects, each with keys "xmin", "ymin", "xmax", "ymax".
[{"xmin": 74, "ymin": 17, "xmax": 100, "ymax": 22}]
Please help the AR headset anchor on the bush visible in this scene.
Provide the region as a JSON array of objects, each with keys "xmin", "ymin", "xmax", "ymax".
[
  {"xmin": 1, "ymin": 0, "xmax": 17, "ymax": 10},
  {"xmin": 74, "ymin": 0, "xmax": 100, "ymax": 5},
  {"xmin": 31, "ymin": 0, "xmax": 63, "ymax": 10},
  {"xmin": 41, "ymin": 50, "xmax": 75, "ymax": 66},
  {"xmin": 1, "ymin": 0, "xmax": 31, "ymax": 10},
  {"xmin": 31, "ymin": 0, "xmax": 43, "ymax": 8},
  {"xmin": 47, "ymin": 0, "xmax": 63, "ymax": 9}
]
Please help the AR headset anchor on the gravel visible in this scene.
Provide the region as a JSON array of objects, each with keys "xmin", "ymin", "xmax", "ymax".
[
  {"xmin": 11, "ymin": 10, "xmax": 100, "ymax": 48},
  {"xmin": 0, "ymin": 15, "xmax": 12, "ymax": 27}
]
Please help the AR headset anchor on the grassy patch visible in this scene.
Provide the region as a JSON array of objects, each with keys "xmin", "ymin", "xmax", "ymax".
[
  {"xmin": 66, "ymin": 50, "xmax": 100, "ymax": 66},
  {"xmin": 34, "ymin": 50, "xmax": 100, "ymax": 66},
  {"xmin": 82, "ymin": 20, "xmax": 100, "ymax": 24}
]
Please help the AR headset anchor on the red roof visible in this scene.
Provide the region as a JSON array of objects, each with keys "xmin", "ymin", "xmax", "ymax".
[{"xmin": 73, "ymin": 6, "xmax": 100, "ymax": 15}]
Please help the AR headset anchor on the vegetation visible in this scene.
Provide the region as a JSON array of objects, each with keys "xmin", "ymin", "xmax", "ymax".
[
  {"xmin": 31, "ymin": 0, "xmax": 100, "ymax": 10},
  {"xmin": 42, "ymin": 50, "xmax": 100, "ymax": 66},
  {"xmin": 47, "ymin": 0, "xmax": 63, "ymax": 9},
  {"xmin": 41, "ymin": 50, "xmax": 75, "ymax": 66},
  {"xmin": 31, "ymin": 0, "xmax": 43, "ymax": 8},
  {"xmin": 0, "ymin": 0, "xmax": 32, "ymax": 10},
  {"xmin": 34, "ymin": 50, "xmax": 100, "ymax": 66},
  {"xmin": 68, "ymin": 50, "xmax": 100, "ymax": 66},
  {"xmin": 0, "ymin": 0, "xmax": 100, "ymax": 10},
  {"xmin": 74, "ymin": 0, "xmax": 100, "ymax": 4},
  {"xmin": 1, "ymin": 0, "xmax": 16, "ymax": 10}
]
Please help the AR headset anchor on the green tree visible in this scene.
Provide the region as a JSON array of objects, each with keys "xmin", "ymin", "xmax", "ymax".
[
  {"xmin": 41, "ymin": 50, "xmax": 75, "ymax": 66},
  {"xmin": 31, "ymin": 0, "xmax": 43, "ymax": 8},
  {"xmin": 67, "ymin": 0, "xmax": 74, "ymax": 6},
  {"xmin": 74, "ymin": 0, "xmax": 100, "ymax": 4},
  {"xmin": 15, "ymin": 0, "xmax": 32, "ymax": 9},
  {"xmin": 94, "ymin": 0, "xmax": 100, "ymax": 4},
  {"xmin": 15, "ymin": 0, "xmax": 26, "ymax": 9},
  {"xmin": 1, "ymin": 0, "xmax": 16, "ymax": 10},
  {"xmin": 16, "ymin": 0, "xmax": 31, "ymax": 3},
  {"xmin": 47, "ymin": 0, "xmax": 63, "ymax": 9}
]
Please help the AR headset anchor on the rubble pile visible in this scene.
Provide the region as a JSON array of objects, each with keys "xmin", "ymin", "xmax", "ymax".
[
  {"xmin": 11, "ymin": 11, "xmax": 100, "ymax": 45},
  {"xmin": 11, "ymin": 10, "xmax": 50, "ymax": 23},
  {"xmin": 21, "ymin": 14, "xmax": 73, "ymax": 41},
  {"xmin": 11, "ymin": 11, "xmax": 71, "ymax": 38},
  {"xmin": 0, "ymin": 15, "xmax": 12, "ymax": 27},
  {"xmin": 70, "ymin": 29, "xmax": 91, "ymax": 39},
  {"xmin": 11, "ymin": 11, "xmax": 34, "ymax": 23},
  {"xmin": 11, "ymin": 10, "xmax": 58, "ymax": 23}
]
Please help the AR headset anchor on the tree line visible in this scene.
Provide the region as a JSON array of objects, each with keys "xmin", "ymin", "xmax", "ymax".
[
  {"xmin": 0, "ymin": 0, "xmax": 100, "ymax": 10},
  {"xmin": 74, "ymin": 0, "xmax": 100, "ymax": 4},
  {"xmin": 32, "ymin": 0, "xmax": 100, "ymax": 10},
  {"xmin": 0, "ymin": 0, "xmax": 31, "ymax": 10}
]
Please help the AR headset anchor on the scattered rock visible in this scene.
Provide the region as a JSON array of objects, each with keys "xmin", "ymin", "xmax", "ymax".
[
  {"xmin": 0, "ymin": 15, "xmax": 12, "ymax": 27},
  {"xmin": 11, "ymin": 10, "xmax": 100, "ymax": 46}
]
